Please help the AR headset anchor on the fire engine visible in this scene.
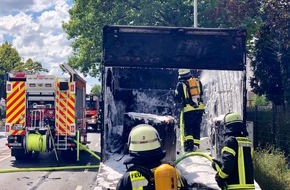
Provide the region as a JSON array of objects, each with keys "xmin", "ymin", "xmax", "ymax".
[
  {"xmin": 5, "ymin": 63, "xmax": 87, "ymax": 160},
  {"xmin": 85, "ymin": 94, "xmax": 99, "ymax": 131}
]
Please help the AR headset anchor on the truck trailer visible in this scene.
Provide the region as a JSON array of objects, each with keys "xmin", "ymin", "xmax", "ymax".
[{"xmin": 97, "ymin": 25, "xmax": 249, "ymax": 189}]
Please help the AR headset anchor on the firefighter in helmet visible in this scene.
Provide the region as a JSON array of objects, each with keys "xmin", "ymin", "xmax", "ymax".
[
  {"xmin": 116, "ymin": 124, "xmax": 189, "ymax": 190},
  {"xmin": 212, "ymin": 112, "xmax": 255, "ymax": 190},
  {"xmin": 174, "ymin": 69, "xmax": 205, "ymax": 152}
]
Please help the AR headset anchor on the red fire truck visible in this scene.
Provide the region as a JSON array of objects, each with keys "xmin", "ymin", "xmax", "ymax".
[
  {"xmin": 85, "ymin": 94, "xmax": 99, "ymax": 131},
  {"xmin": 5, "ymin": 63, "xmax": 87, "ymax": 160}
]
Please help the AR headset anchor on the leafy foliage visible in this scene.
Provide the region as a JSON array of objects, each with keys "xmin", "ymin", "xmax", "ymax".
[
  {"xmin": 14, "ymin": 58, "xmax": 48, "ymax": 73},
  {"xmin": 91, "ymin": 84, "xmax": 101, "ymax": 97},
  {"xmin": 0, "ymin": 42, "xmax": 22, "ymax": 75},
  {"xmin": 0, "ymin": 42, "xmax": 22, "ymax": 98},
  {"xmin": 252, "ymin": 94, "xmax": 270, "ymax": 107},
  {"xmin": 250, "ymin": 0, "xmax": 289, "ymax": 105},
  {"xmin": 250, "ymin": 26, "xmax": 284, "ymax": 105},
  {"xmin": 0, "ymin": 42, "xmax": 48, "ymax": 99}
]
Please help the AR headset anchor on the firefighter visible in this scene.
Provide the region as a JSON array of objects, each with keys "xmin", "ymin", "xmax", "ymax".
[
  {"xmin": 174, "ymin": 69, "xmax": 205, "ymax": 152},
  {"xmin": 116, "ymin": 124, "xmax": 189, "ymax": 190},
  {"xmin": 212, "ymin": 112, "xmax": 255, "ymax": 190}
]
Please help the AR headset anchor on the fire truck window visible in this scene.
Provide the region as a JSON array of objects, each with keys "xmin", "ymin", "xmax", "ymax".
[
  {"xmin": 60, "ymin": 82, "xmax": 69, "ymax": 90},
  {"xmin": 86, "ymin": 100, "xmax": 96, "ymax": 109}
]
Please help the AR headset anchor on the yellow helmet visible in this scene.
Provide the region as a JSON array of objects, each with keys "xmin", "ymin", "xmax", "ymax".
[
  {"xmin": 178, "ymin": 69, "xmax": 191, "ymax": 76},
  {"xmin": 224, "ymin": 112, "xmax": 245, "ymax": 135},
  {"xmin": 128, "ymin": 124, "xmax": 161, "ymax": 152},
  {"xmin": 224, "ymin": 112, "xmax": 242, "ymax": 125}
]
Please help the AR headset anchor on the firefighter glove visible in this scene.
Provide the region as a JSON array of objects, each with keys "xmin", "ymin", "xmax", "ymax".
[
  {"xmin": 215, "ymin": 173, "xmax": 226, "ymax": 189},
  {"xmin": 212, "ymin": 159, "xmax": 222, "ymax": 171}
]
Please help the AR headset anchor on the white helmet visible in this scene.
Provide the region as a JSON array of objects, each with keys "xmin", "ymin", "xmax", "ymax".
[
  {"xmin": 178, "ymin": 69, "xmax": 191, "ymax": 76},
  {"xmin": 128, "ymin": 124, "xmax": 161, "ymax": 152}
]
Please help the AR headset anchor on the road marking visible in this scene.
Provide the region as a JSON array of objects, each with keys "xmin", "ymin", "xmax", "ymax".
[
  {"xmin": 0, "ymin": 155, "xmax": 10, "ymax": 162},
  {"xmin": 75, "ymin": 186, "xmax": 82, "ymax": 190},
  {"xmin": 94, "ymin": 187, "xmax": 102, "ymax": 190},
  {"xmin": 0, "ymin": 147, "xmax": 10, "ymax": 161},
  {"xmin": 84, "ymin": 162, "xmax": 91, "ymax": 173},
  {"xmin": 0, "ymin": 148, "xmax": 8, "ymax": 151}
]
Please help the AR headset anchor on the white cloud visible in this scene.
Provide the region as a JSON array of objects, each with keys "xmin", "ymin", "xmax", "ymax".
[
  {"xmin": 0, "ymin": 0, "xmax": 72, "ymax": 70},
  {"xmin": 0, "ymin": 0, "xmax": 60, "ymax": 15},
  {"xmin": 0, "ymin": 0, "xmax": 98, "ymax": 93},
  {"xmin": 0, "ymin": 0, "xmax": 35, "ymax": 15},
  {"xmin": 30, "ymin": 0, "xmax": 60, "ymax": 13}
]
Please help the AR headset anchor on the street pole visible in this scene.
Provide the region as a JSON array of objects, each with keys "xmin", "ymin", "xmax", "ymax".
[{"xmin": 194, "ymin": 0, "xmax": 198, "ymax": 28}]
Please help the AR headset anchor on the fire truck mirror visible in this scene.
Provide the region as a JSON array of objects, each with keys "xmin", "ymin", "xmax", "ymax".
[{"xmin": 60, "ymin": 82, "xmax": 69, "ymax": 91}]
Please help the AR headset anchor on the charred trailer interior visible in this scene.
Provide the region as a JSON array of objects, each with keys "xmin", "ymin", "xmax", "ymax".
[{"xmin": 101, "ymin": 25, "xmax": 247, "ymax": 162}]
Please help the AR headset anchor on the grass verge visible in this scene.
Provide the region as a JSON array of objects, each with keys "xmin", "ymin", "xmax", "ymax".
[{"xmin": 253, "ymin": 146, "xmax": 290, "ymax": 190}]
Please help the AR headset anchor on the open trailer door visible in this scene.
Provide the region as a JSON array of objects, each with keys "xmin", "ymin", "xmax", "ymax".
[{"xmin": 97, "ymin": 25, "xmax": 247, "ymax": 189}]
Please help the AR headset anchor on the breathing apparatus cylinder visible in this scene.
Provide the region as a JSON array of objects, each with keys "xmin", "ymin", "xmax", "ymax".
[
  {"xmin": 188, "ymin": 78, "xmax": 200, "ymax": 96},
  {"xmin": 154, "ymin": 163, "xmax": 178, "ymax": 190}
]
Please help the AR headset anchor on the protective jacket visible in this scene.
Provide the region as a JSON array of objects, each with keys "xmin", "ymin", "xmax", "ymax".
[
  {"xmin": 174, "ymin": 78, "xmax": 204, "ymax": 111},
  {"xmin": 217, "ymin": 136, "xmax": 255, "ymax": 190},
  {"xmin": 116, "ymin": 155, "xmax": 189, "ymax": 190}
]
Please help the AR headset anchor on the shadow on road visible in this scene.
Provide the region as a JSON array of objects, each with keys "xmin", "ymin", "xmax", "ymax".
[{"xmin": 9, "ymin": 150, "xmax": 101, "ymax": 171}]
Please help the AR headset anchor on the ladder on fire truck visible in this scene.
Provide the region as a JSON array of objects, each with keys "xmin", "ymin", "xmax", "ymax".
[
  {"xmin": 56, "ymin": 63, "xmax": 77, "ymax": 151},
  {"xmin": 56, "ymin": 81, "xmax": 69, "ymax": 150}
]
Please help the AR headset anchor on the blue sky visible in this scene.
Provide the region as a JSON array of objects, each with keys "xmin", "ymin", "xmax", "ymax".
[{"xmin": 0, "ymin": 0, "xmax": 98, "ymax": 93}]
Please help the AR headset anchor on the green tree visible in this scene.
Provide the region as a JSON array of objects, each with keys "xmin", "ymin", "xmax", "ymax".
[
  {"xmin": 252, "ymin": 94, "xmax": 270, "ymax": 106},
  {"xmin": 91, "ymin": 84, "xmax": 101, "ymax": 97},
  {"xmin": 63, "ymin": 0, "xmax": 261, "ymax": 78},
  {"xmin": 0, "ymin": 42, "xmax": 48, "ymax": 99},
  {"xmin": 0, "ymin": 42, "xmax": 22, "ymax": 98},
  {"xmin": 14, "ymin": 58, "xmax": 48, "ymax": 73},
  {"xmin": 249, "ymin": 0, "xmax": 289, "ymax": 106},
  {"xmin": 250, "ymin": 25, "xmax": 283, "ymax": 105}
]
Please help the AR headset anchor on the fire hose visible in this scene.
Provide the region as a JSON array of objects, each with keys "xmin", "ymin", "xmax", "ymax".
[{"xmin": 174, "ymin": 151, "xmax": 221, "ymax": 172}]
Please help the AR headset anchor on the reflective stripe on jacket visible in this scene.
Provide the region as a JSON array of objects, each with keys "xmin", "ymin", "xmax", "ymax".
[{"xmin": 129, "ymin": 171, "xmax": 148, "ymax": 190}]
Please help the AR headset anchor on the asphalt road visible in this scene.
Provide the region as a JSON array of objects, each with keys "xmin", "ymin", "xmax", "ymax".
[{"xmin": 0, "ymin": 128, "xmax": 101, "ymax": 190}]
